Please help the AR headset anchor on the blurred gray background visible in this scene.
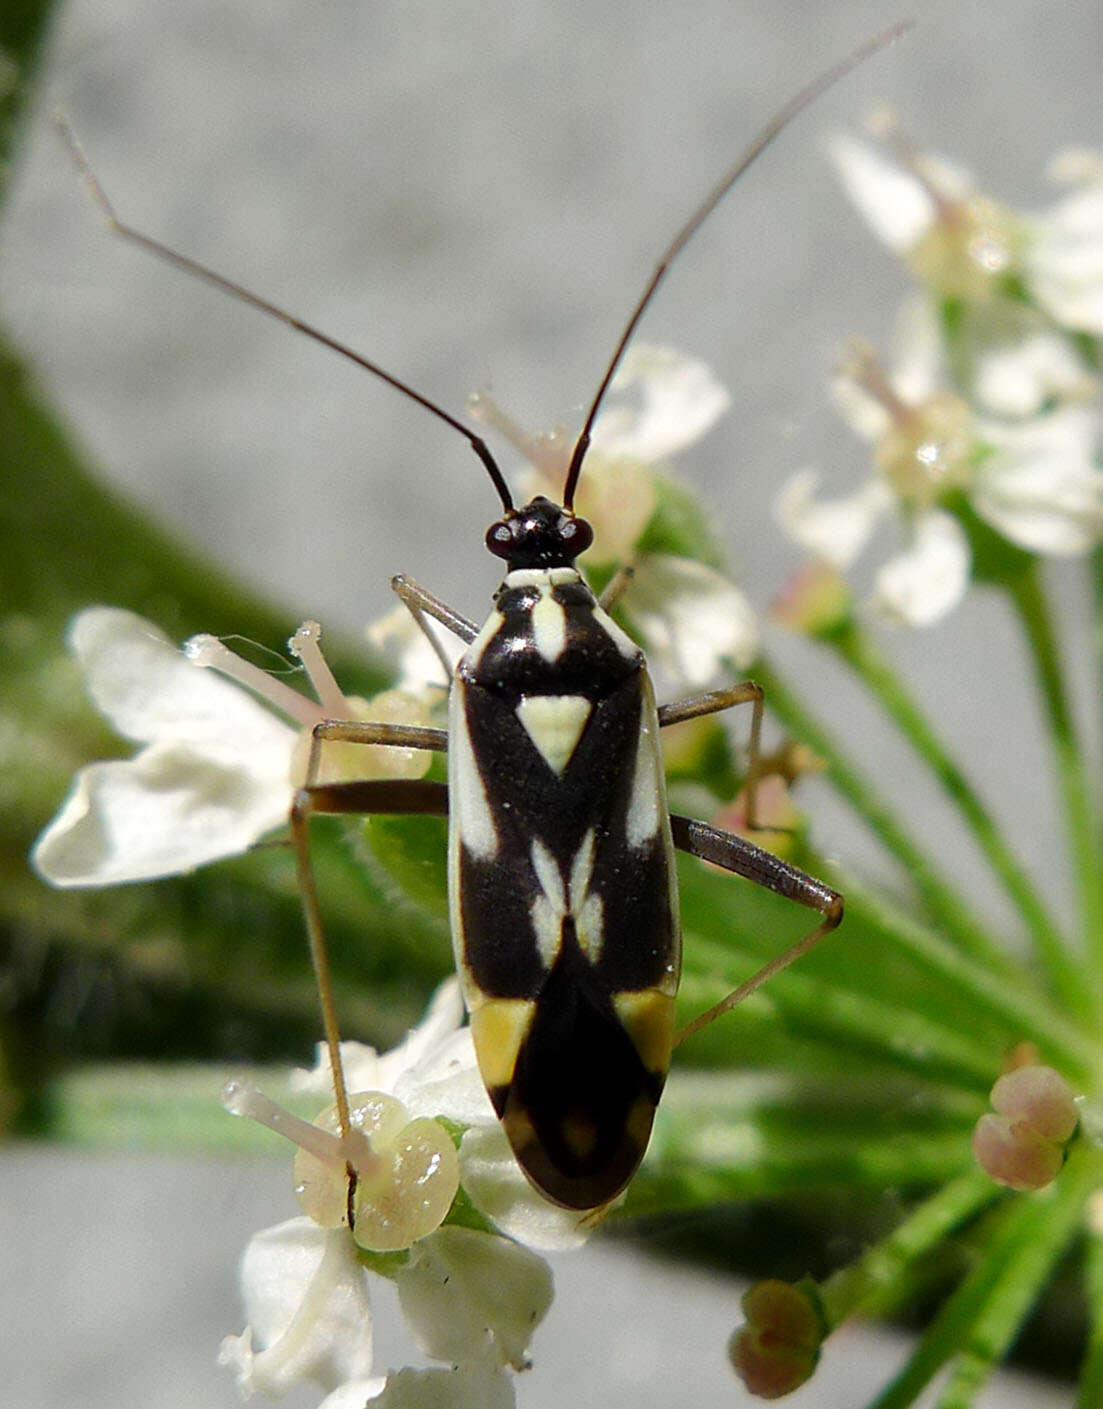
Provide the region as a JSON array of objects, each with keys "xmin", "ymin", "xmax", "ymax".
[{"xmin": 2, "ymin": 0, "xmax": 1099, "ymax": 1404}]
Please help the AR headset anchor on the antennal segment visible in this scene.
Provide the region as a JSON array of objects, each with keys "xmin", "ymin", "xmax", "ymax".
[
  {"xmin": 561, "ymin": 19, "xmax": 914, "ymax": 510},
  {"xmin": 54, "ymin": 112, "xmax": 515, "ymax": 513}
]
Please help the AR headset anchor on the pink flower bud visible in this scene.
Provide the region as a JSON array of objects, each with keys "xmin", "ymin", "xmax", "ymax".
[
  {"xmin": 990, "ymin": 1065, "xmax": 1078, "ymax": 1143},
  {"xmin": 972, "ymin": 1065, "xmax": 1078, "ymax": 1191},
  {"xmin": 972, "ymin": 1113, "xmax": 1065, "ymax": 1191},
  {"xmin": 770, "ymin": 561, "xmax": 852, "ymax": 637}
]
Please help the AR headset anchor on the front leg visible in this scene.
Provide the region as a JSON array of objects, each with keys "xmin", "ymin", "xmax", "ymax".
[
  {"xmin": 669, "ymin": 813, "xmax": 843, "ymax": 1048},
  {"xmin": 291, "ymin": 713, "xmax": 448, "ymax": 1148},
  {"xmin": 391, "ymin": 572, "xmax": 478, "ymax": 680}
]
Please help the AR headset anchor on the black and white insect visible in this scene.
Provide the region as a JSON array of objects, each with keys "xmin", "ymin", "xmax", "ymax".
[{"xmin": 62, "ymin": 24, "xmax": 908, "ymax": 1210}]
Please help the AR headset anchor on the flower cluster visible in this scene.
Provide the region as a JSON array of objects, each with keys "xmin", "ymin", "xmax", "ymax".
[
  {"xmin": 775, "ymin": 114, "xmax": 1103, "ymax": 628},
  {"xmin": 218, "ymin": 978, "xmax": 581, "ymax": 1408}
]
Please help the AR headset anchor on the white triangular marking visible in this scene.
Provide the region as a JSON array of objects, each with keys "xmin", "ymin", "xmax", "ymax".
[{"xmin": 515, "ymin": 694, "xmax": 592, "ymax": 774}]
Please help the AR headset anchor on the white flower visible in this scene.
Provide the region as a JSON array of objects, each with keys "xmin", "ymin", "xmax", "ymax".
[
  {"xmin": 221, "ymin": 1219, "xmax": 540, "ymax": 1409},
  {"xmin": 369, "ymin": 1365, "xmax": 515, "ymax": 1409},
  {"xmin": 830, "ymin": 123, "xmax": 1103, "ymax": 335},
  {"xmin": 1027, "ymin": 150, "xmax": 1103, "ymax": 333},
  {"xmin": 394, "ymin": 1225, "xmax": 553, "ymax": 1372},
  {"xmin": 774, "ymin": 472, "xmax": 894, "ymax": 571},
  {"xmin": 219, "ymin": 1218, "xmax": 381, "ymax": 1408},
  {"xmin": 972, "ymin": 329, "xmax": 1094, "ymax": 419},
  {"xmin": 33, "ymin": 609, "xmax": 433, "ymax": 887},
  {"xmin": 870, "ymin": 511, "xmax": 970, "ymax": 627},
  {"xmin": 470, "ymin": 345, "xmax": 756, "ymax": 685},
  {"xmin": 32, "ymin": 608, "xmax": 298, "ymax": 886},
  {"xmin": 776, "ymin": 328, "xmax": 1103, "ymax": 627},
  {"xmin": 972, "ymin": 406, "xmax": 1103, "ymax": 554},
  {"xmin": 591, "ymin": 343, "xmax": 732, "ymax": 464},
  {"xmin": 366, "ymin": 604, "xmax": 458, "ymax": 692},
  {"xmin": 293, "ymin": 978, "xmax": 593, "ymax": 1251},
  {"xmin": 619, "ymin": 554, "xmax": 758, "ymax": 687},
  {"xmin": 223, "ymin": 982, "xmax": 564, "ymax": 1408}
]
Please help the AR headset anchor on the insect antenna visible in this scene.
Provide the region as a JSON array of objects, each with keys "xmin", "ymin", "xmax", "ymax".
[
  {"xmin": 54, "ymin": 112, "xmax": 516, "ymax": 513},
  {"xmin": 560, "ymin": 19, "xmax": 914, "ymax": 511}
]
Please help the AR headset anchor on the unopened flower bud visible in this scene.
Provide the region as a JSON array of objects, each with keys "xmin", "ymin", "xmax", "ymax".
[
  {"xmin": 972, "ymin": 1064, "xmax": 1078, "ymax": 1191},
  {"xmin": 728, "ymin": 1279, "xmax": 824, "ymax": 1400},
  {"xmin": 990, "ymin": 1065, "xmax": 1078, "ymax": 1144},
  {"xmin": 770, "ymin": 561, "xmax": 853, "ymax": 638}
]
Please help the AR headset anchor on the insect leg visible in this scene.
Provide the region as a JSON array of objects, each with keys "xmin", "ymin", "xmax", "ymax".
[
  {"xmin": 668, "ymin": 813, "xmax": 843, "ymax": 1048},
  {"xmin": 659, "ymin": 682, "xmax": 766, "ymax": 827},
  {"xmin": 597, "ymin": 562, "xmax": 636, "ymax": 612},
  {"xmin": 290, "ymin": 717, "xmax": 447, "ymax": 1175},
  {"xmin": 390, "ymin": 572, "xmax": 478, "ymax": 679}
]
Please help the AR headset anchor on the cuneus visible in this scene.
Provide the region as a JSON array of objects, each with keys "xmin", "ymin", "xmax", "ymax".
[{"xmin": 63, "ymin": 25, "xmax": 911, "ymax": 1209}]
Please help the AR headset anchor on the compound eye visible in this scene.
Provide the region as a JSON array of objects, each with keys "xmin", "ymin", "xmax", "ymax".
[
  {"xmin": 485, "ymin": 519, "xmax": 515, "ymax": 558},
  {"xmin": 560, "ymin": 515, "xmax": 594, "ymax": 555}
]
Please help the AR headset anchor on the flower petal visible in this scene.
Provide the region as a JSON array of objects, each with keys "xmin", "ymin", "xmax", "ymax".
[
  {"xmin": 774, "ymin": 470, "xmax": 893, "ymax": 569},
  {"xmin": 376, "ymin": 977, "xmax": 468, "ymax": 1091},
  {"xmin": 872, "ymin": 509, "xmax": 970, "ymax": 627},
  {"xmin": 974, "ymin": 407, "xmax": 1103, "ymax": 554},
  {"xmin": 293, "ymin": 1039, "xmax": 386, "ymax": 1097},
  {"xmin": 459, "ymin": 1124, "xmax": 593, "ymax": 1250},
  {"xmin": 294, "ymin": 981, "xmax": 497, "ymax": 1126},
  {"xmin": 826, "ymin": 133, "xmax": 937, "ymax": 252},
  {"xmin": 70, "ymin": 607, "xmax": 296, "ymax": 752},
  {"xmin": 1027, "ymin": 181, "xmax": 1103, "ymax": 333},
  {"xmin": 392, "ymin": 1026, "xmax": 498, "ymax": 1128},
  {"xmin": 890, "ymin": 296, "xmax": 943, "ymax": 404},
  {"xmin": 973, "ymin": 331, "xmax": 1096, "ymax": 418},
  {"xmin": 622, "ymin": 554, "xmax": 758, "ymax": 687},
  {"xmin": 366, "ymin": 605, "xmax": 458, "ymax": 691},
  {"xmin": 219, "ymin": 1219, "xmax": 375, "ymax": 1400},
  {"xmin": 31, "ymin": 740, "xmax": 292, "ymax": 886},
  {"xmin": 394, "ymin": 1226, "xmax": 553, "ymax": 1371},
  {"xmin": 591, "ymin": 345, "xmax": 731, "ymax": 462},
  {"xmin": 369, "ymin": 1365, "xmax": 514, "ymax": 1409}
]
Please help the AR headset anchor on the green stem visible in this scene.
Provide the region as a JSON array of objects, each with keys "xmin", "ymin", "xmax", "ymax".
[
  {"xmin": 818, "ymin": 1170, "xmax": 1001, "ymax": 1329},
  {"xmin": 0, "ymin": 0, "xmax": 62, "ymax": 218},
  {"xmin": 1008, "ymin": 564, "xmax": 1103, "ymax": 1003},
  {"xmin": 1094, "ymin": 544, "xmax": 1103, "ymax": 753},
  {"xmin": 842, "ymin": 873, "xmax": 1096, "ymax": 1083},
  {"xmin": 869, "ymin": 1142, "xmax": 1096, "ymax": 1409},
  {"xmin": 756, "ymin": 659, "xmax": 1012, "ymax": 974},
  {"xmin": 645, "ymin": 1127, "xmax": 975, "ymax": 1203},
  {"xmin": 1080, "ymin": 1218, "xmax": 1103, "ymax": 1409},
  {"xmin": 827, "ymin": 621, "xmax": 1082, "ymax": 1017},
  {"xmin": 683, "ymin": 934, "xmax": 1001, "ymax": 1089}
]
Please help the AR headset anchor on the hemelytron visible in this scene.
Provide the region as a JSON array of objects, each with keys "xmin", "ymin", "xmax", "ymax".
[{"xmin": 63, "ymin": 24, "xmax": 910, "ymax": 1209}]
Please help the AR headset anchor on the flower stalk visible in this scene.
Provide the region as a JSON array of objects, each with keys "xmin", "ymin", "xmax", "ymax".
[
  {"xmin": 1006, "ymin": 564, "xmax": 1103, "ymax": 994},
  {"xmin": 867, "ymin": 1143, "xmax": 1099, "ymax": 1409},
  {"xmin": 824, "ymin": 616, "xmax": 1082, "ymax": 1013},
  {"xmin": 754, "ymin": 658, "xmax": 1015, "ymax": 971}
]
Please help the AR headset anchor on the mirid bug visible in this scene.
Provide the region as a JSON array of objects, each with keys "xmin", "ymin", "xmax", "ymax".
[{"xmin": 60, "ymin": 23, "xmax": 909, "ymax": 1211}]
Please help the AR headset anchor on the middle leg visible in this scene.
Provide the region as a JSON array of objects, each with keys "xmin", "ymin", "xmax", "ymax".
[
  {"xmin": 659, "ymin": 681, "xmax": 766, "ymax": 827},
  {"xmin": 669, "ymin": 812, "xmax": 842, "ymax": 1047}
]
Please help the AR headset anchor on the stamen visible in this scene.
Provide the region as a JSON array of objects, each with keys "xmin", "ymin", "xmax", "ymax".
[
  {"xmin": 288, "ymin": 622, "xmax": 350, "ymax": 720},
  {"xmin": 222, "ymin": 1079, "xmax": 378, "ymax": 1174},
  {"xmin": 838, "ymin": 338, "xmax": 910, "ymax": 422},
  {"xmin": 185, "ymin": 633, "xmax": 320, "ymax": 727},
  {"xmin": 468, "ymin": 390, "xmax": 571, "ymax": 478},
  {"xmin": 867, "ymin": 106, "xmax": 960, "ymax": 224}
]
